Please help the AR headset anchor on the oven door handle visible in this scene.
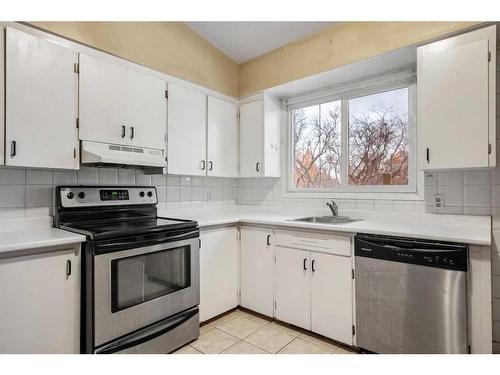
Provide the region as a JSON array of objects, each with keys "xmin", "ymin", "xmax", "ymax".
[
  {"xmin": 95, "ymin": 229, "xmax": 199, "ymax": 254},
  {"xmin": 95, "ymin": 307, "xmax": 198, "ymax": 354}
]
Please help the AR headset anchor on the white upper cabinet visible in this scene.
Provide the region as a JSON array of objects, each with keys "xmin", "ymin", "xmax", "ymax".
[
  {"xmin": 5, "ymin": 27, "xmax": 79, "ymax": 170},
  {"xmin": 418, "ymin": 26, "xmax": 496, "ymax": 170},
  {"xmin": 167, "ymin": 83, "xmax": 207, "ymax": 176},
  {"xmin": 79, "ymin": 54, "xmax": 129, "ymax": 146},
  {"xmin": 79, "ymin": 54, "xmax": 167, "ymax": 150},
  {"xmin": 126, "ymin": 69, "xmax": 167, "ymax": 150},
  {"xmin": 207, "ymin": 96, "xmax": 238, "ymax": 177},
  {"xmin": 239, "ymin": 94, "xmax": 281, "ymax": 177}
]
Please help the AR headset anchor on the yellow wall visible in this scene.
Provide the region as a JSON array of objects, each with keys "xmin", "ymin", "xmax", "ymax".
[
  {"xmin": 30, "ymin": 21, "xmax": 481, "ymax": 98},
  {"xmin": 239, "ymin": 21, "xmax": 481, "ymax": 97},
  {"xmin": 30, "ymin": 22, "xmax": 240, "ymax": 97}
]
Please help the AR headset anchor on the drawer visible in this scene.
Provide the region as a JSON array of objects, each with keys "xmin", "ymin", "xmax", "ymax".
[{"xmin": 275, "ymin": 230, "xmax": 351, "ymax": 257}]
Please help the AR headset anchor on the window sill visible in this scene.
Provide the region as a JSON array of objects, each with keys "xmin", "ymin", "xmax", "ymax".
[{"xmin": 281, "ymin": 189, "xmax": 424, "ymax": 201}]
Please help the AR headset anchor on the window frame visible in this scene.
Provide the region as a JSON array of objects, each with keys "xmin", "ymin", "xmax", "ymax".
[{"xmin": 284, "ymin": 73, "xmax": 421, "ymax": 199}]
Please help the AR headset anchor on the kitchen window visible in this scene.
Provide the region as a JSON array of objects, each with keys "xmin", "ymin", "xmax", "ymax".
[{"xmin": 287, "ymin": 75, "xmax": 417, "ymax": 197}]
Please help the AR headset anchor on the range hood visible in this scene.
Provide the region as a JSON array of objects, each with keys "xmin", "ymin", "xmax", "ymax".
[{"xmin": 81, "ymin": 141, "xmax": 167, "ymax": 168}]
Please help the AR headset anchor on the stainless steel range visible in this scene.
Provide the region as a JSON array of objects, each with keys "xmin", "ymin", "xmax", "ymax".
[{"xmin": 55, "ymin": 186, "xmax": 200, "ymax": 354}]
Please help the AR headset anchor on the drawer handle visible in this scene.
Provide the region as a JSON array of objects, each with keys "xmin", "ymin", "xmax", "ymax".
[{"xmin": 303, "ymin": 258, "xmax": 307, "ymax": 271}]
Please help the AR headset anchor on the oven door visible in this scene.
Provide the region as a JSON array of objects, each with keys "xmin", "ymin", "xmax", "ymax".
[{"xmin": 93, "ymin": 235, "xmax": 199, "ymax": 347}]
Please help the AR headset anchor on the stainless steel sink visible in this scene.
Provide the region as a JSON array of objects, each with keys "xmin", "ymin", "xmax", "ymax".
[{"xmin": 289, "ymin": 216, "xmax": 361, "ymax": 224}]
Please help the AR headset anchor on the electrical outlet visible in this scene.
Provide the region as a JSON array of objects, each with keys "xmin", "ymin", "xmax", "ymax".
[{"xmin": 434, "ymin": 193, "xmax": 443, "ymax": 213}]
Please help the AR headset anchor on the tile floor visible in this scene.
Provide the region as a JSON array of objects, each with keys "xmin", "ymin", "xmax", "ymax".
[{"xmin": 174, "ymin": 309, "xmax": 358, "ymax": 354}]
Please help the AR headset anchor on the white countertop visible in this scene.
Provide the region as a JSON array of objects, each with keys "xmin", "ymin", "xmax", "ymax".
[
  {"xmin": 0, "ymin": 217, "xmax": 86, "ymax": 258},
  {"xmin": 158, "ymin": 205, "xmax": 492, "ymax": 246}
]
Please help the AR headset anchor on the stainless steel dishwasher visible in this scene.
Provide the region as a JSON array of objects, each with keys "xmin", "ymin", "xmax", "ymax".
[{"xmin": 355, "ymin": 233, "xmax": 468, "ymax": 354}]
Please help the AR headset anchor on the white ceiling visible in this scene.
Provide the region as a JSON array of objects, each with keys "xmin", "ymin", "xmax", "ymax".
[{"xmin": 185, "ymin": 22, "xmax": 335, "ymax": 63}]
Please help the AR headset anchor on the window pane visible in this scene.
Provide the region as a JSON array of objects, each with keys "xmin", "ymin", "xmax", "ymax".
[
  {"xmin": 348, "ymin": 87, "xmax": 409, "ymax": 186},
  {"xmin": 293, "ymin": 100, "xmax": 341, "ymax": 188}
]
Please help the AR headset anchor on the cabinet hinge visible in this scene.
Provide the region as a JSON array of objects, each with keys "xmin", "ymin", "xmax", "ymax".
[
  {"xmin": 352, "ymin": 269, "xmax": 355, "ymax": 279},
  {"xmin": 73, "ymin": 62, "xmax": 79, "ymax": 74},
  {"xmin": 165, "ymin": 90, "xmax": 168, "ymax": 99},
  {"xmin": 488, "ymin": 51, "xmax": 492, "ymax": 62},
  {"xmin": 76, "ymin": 118, "xmax": 79, "ymax": 129},
  {"xmin": 488, "ymin": 143, "xmax": 492, "ymax": 154},
  {"xmin": 352, "ymin": 325, "xmax": 356, "ymax": 336}
]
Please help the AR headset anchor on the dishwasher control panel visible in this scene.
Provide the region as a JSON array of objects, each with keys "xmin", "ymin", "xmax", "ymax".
[{"xmin": 355, "ymin": 234, "xmax": 468, "ymax": 271}]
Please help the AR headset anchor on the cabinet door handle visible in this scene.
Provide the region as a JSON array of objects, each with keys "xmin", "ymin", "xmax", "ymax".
[
  {"xmin": 303, "ymin": 258, "xmax": 307, "ymax": 271},
  {"xmin": 266, "ymin": 234, "xmax": 271, "ymax": 246},
  {"xmin": 208, "ymin": 161, "xmax": 213, "ymax": 171},
  {"xmin": 130, "ymin": 126, "xmax": 135, "ymax": 139},
  {"xmin": 256, "ymin": 162, "xmax": 260, "ymax": 172},
  {"xmin": 121, "ymin": 125, "xmax": 126, "ymax": 138},
  {"xmin": 200, "ymin": 160, "xmax": 206, "ymax": 170},
  {"xmin": 10, "ymin": 141, "xmax": 16, "ymax": 157},
  {"xmin": 311, "ymin": 260, "xmax": 316, "ymax": 272},
  {"xmin": 66, "ymin": 260, "xmax": 72, "ymax": 276},
  {"xmin": 426, "ymin": 148, "xmax": 430, "ymax": 163}
]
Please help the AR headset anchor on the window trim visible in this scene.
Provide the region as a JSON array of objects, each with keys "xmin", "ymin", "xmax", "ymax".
[{"xmin": 283, "ymin": 73, "xmax": 423, "ymax": 200}]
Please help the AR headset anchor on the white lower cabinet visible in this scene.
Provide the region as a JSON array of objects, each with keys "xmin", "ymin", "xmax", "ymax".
[
  {"xmin": 0, "ymin": 248, "xmax": 79, "ymax": 353},
  {"xmin": 240, "ymin": 226, "xmax": 275, "ymax": 317},
  {"xmin": 275, "ymin": 230, "xmax": 353, "ymax": 345},
  {"xmin": 199, "ymin": 227, "xmax": 239, "ymax": 322},
  {"xmin": 275, "ymin": 247, "xmax": 311, "ymax": 330},
  {"xmin": 310, "ymin": 252, "xmax": 353, "ymax": 344}
]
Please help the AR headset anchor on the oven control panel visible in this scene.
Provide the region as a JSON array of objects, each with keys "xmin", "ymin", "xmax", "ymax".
[{"xmin": 59, "ymin": 186, "xmax": 158, "ymax": 207}]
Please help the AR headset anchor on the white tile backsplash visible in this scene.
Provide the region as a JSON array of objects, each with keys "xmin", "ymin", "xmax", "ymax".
[
  {"xmin": 0, "ymin": 185, "xmax": 26, "ymax": 208},
  {"xmin": 0, "ymin": 168, "xmax": 26, "ymax": 185},
  {"xmin": 0, "ymin": 167, "xmax": 235, "ymax": 216},
  {"xmin": 437, "ymin": 171, "xmax": 464, "ymax": 186},
  {"xmin": 26, "ymin": 170, "xmax": 53, "ymax": 185},
  {"xmin": 77, "ymin": 167, "xmax": 98, "ymax": 185},
  {"xmin": 98, "ymin": 168, "xmax": 118, "ymax": 185},
  {"xmin": 53, "ymin": 170, "xmax": 77, "ymax": 185}
]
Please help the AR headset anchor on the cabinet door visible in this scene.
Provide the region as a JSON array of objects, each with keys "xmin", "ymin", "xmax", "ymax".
[
  {"xmin": 0, "ymin": 249, "xmax": 78, "ymax": 353},
  {"xmin": 79, "ymin": 53, "xmax": 128, "ymax": 145},
  {"xmin": 127, "ymin": 69, "xmax": 167, "ymax": 150},
  {"xmin": 263, "ymin": 96, "xmax": 281, "ymax": 177},
  {"xmin": 0, "ymin": 27, "xmax": 4, "ymax": 166},
  {"xmin": 5, "ymin": 27, "xmax": 79, "ymax": 169},
  {"xmin": 207, "ymin": 96, "xmax": 238, "ymax": 177},
  {"xmin": 240, "ymin": 226, "xmax": 274, "ymax": 317},
  {"xmin": 239, "ymin": 100, "xmax": 263, "ymax": 177},
  {"xmin": 275, "ymin": 247, "xmax": 311, "ymax": 330},
  {"xmin": 418, "ymin": 27, "xmax": 496, "ymax": 169},
  {"xmin": 310, "ymin": 252, "xmax": 352, "ymax": 344},
  {"xmin": 167, "ymin": 83, "xmax": 207, "ymax": 176},
  {"xmin": 199, "ymin": 227, "xmax": 239, "ymax": 322}
]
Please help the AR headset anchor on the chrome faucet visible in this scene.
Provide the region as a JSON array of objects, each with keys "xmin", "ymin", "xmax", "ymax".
[{"xmin": 326, "ymin": 200, "xmax": 339, "ymax": 217}]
